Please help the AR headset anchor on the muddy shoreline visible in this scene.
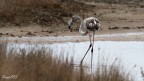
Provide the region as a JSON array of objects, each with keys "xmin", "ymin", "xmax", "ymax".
[{"xmin": 1, "ymin": 31, "xmax": 144, "ymax": 44}]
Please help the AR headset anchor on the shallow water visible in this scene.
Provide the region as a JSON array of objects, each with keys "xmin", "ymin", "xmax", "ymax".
[{"xmin": 6, "ymin": 41, "xmax": 144, "ymax": 81}]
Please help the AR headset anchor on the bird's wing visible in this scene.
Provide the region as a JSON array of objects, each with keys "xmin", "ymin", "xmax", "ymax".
[
  {"xmin": 84, "ymin": 17, "xmax": 100, "ymax": 30},
  {"xmin": 84, "ymin": 17, "xmax": 96, "ymax": 26}
]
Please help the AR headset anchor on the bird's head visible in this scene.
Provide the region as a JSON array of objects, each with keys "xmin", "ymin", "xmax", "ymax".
[
  {"xmin": 68, "ymin": 19, "xmax": 73, "ymax": 32},
  {"xmin": 68, "ymin": 15, "xmax": 81, "ymax": 32}
]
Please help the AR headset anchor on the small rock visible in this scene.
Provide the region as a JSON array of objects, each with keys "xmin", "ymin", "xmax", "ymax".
[
  {"xmin": 42, "ymin": 30, "xmax": 49, "ymax": 32},
  {"xmin": 26, "ymin": 32, "xmax": 36, "ymax": 36},
  {"xmin": 27, "ymin": 32, "xmax": 32, "ymax": 35},
  {"xmin": 20, "ymin": 30, "xmax": 25, "ymax": 32},
  {"xmin": 6, "ymin": 33, "xmax": 9, "ymax": 35},
  {"xmin": 109, "ymin": 26, "xmax": 119, "ymax": 30},
  {"xmin": 46, "ymin": 34, "xmax": 49, "ymax": 36},
  {"xmin": 48, "ymin": 30, "xmax": 53, "ymax": 34},
  {"xmin": 0, "ymin": 33, "xmax": 3, "ymax": 35},
  {"xmin": 54, "ymin": 33, "xmax": 58, "ymax": 37},
  {"xmin": 11, "ymin": 34, "xmax": 15, "ymax": 37},
  {"xmin": 122, "ymin": 27, "xmax": 130, "ymax": 29},
  {"xmin": 18, "ymin": 35, "xmax": 22, "ymax": 38}
]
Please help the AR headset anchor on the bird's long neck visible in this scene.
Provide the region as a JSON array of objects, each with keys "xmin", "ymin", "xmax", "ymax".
[{"xmin": 78, "ymin": 17, "xmax": 88, "ymax": 36}]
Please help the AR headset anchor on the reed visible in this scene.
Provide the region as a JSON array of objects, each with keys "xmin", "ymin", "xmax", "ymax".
[{"xmin": 0, "ymin": 44, "xmax": 135, "ymax": 81}]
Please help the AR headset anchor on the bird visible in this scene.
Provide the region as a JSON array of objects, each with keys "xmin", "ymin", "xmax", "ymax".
[{"xmin": 68, "ymin": 15, "xmax": 101, "ymax": 74}]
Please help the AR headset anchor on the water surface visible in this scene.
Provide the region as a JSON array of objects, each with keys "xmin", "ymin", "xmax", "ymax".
[{"xmin": 6, "ymin": 41, "xmax": 144, "ymax": 81}]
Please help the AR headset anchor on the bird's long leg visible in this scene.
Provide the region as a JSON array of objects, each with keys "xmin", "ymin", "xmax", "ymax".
[
  {"xmin": 80, "ymin": 31, "xmax": 92, "ymax": 65},
  {"xmin": 91, "ymin": 31, "xmax": 95, "ymax": 75}
]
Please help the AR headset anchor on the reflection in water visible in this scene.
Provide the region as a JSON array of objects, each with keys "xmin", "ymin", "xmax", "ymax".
[{"xmin": 6, "ymin": 41, "xmax": 144, "ymax": 81}]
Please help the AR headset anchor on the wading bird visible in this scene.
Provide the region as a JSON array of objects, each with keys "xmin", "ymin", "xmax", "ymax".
[{"xmin": 68, "ymin": 15, "xmax": 101, "ymax": 73}]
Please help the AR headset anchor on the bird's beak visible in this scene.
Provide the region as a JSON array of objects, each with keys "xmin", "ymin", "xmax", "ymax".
[
  {"xmin": 68, "ymin": 26, "xmax": 71, "ymax": 30},
  {"xmin": 68, "ymin": 26, "xmax": 72, "ymax": 32}
]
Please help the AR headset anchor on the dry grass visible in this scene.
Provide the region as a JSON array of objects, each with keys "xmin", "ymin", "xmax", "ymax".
[
  {"xmin": 93, "ymin": 58, "xmax": 134, "ymax": 81},
  {"xmin": 79, "ymin": 0, "xmax": 144, "ymax": 5},
  {"xmin": 141, "ymin": 67, "xmax": 144, "ymax": 81},
  {"xmin": 0, "ymin": 44, "xmax": 88, "ymax": 81},
  {"xmin": 0, "ymin": 43, "xmax": 134, "ymax": 81},
  {"xmin": 0, "ymin": 0, "xmax": 63, "ymax": 26},
  {"xmin": 0, "ymin": 0, "xmax": 61, "ymax": 15},
  {"xmin": 0, "ymin": 0, "xmax": 143, "ymax": 27},
  {"xmin": 0, "ymin": 0, "xmax": 92, "ymax": 26}
]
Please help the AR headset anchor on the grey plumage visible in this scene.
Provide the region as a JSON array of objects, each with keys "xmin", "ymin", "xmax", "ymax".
[
  {"xmin": 68, "ymin": 15, "xmax": 101, "ymax": 75},
  {"xmin": 68, "ymin": 15, "xmax": 100, "ymax": 35}
]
